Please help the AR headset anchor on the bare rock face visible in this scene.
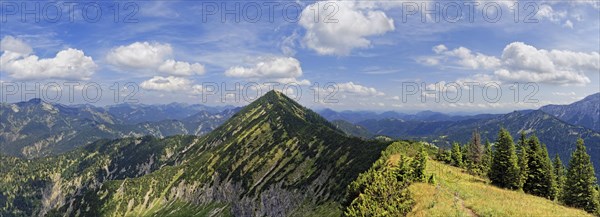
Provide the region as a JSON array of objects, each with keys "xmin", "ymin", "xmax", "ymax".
[{"xmin": 163, "ymin": 172, "xmax": 321, "ymax": 217}]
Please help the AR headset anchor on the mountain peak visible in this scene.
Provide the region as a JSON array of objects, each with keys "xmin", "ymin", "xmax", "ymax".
[
  {"xmin": 28, "ymin": 98, "xmax": 42, "ymax": 104},
  {"xmin": 15, "ymin": 98, "xmax": 44, "ymax": 107},
  {"xmin": 260, "ymin": 89, "xmax": 285, "ymax": 101},
  {"xmin": 250, "ymin": 90, "xmax": 298, "ymax": 110},
  {"xmin": 218, "ymin": 89, "xmax": 342, "ymax": 138},
  {"xmin": 266, "ymin": 89, "xmax": 281, "ymax": 94}
]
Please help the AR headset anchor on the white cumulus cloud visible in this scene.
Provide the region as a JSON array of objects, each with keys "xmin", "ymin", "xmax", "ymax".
[
  {"xmin": 495, "ymin": 42, "xmax": 597, "ymax": 85},
  {"xmin": 107, "ymin": 42, "xmax": 173, "ymax": 69},
  {"xmin": 421, "ymin": 42, "xmax": 599, "ymax": 86},
  {"xmin": 424, "ymin": 44, "xmax": 501, "ymax": 70},
  {"xmin": 158, "ymin": 59, "xmax": 205, "ymax": 76},
  {"xmin": 299, "ymin": 1, "xmax": 395, "ymax": 56},
  {"xmin": 336, "ymin": 82, "xmax": 385, "ymax": 96},
  {"xmin": 225, "ymin": 56, "xmax": 309, "ymax": 85},
  {"xmin": 0, "ymin": 36, "xmax": 97, "ymax": 80},
  {"xmin": 140, "ymin": 76, "xmax": 202, "ymax": 93},
  {"xmin": 0, "ymin": 36, "xmax": 32, "ymax": 55},
  {"xmin": 433, "ymin": 44, "xmax": 448, "ymax": 54},
  {"xmin": 107, "ymin": 42, "xmax": 205, "ymax": 77}
]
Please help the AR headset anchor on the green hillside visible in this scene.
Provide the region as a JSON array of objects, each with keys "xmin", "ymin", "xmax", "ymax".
[
  {"xmin": 1, "ymin": 91, "xmax": 597, "ymax": 217},
  {"xmin": 358, "ymin": 110, "xmax": 600, "ymax": 182},
  {"xmin": 349, "ymin": 141, "xmax": 595, "ymax": 217},
  {"xmin": 408, "ymin": 161, "xmax": 593, "ymax": 217},
  {"xmin": 0, "ymin": 91, "xmax": 388, "ymax": 216}
]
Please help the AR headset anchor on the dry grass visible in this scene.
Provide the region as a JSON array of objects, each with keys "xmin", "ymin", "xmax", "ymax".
[
  {"xmin": 406, "ymin": 158, "xmax": 593, "ymax": 217},
  {"xmin": 387, "ymin": 153, "xmax": 402, "ymax": 166},
  {"xmin": 408, "ymin": 183, "xmax": 475, "ymax": 217}
]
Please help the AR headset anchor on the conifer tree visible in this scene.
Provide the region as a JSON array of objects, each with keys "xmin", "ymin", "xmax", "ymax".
[
  {"xmin": 541, "ymin": 145, "xmax": 557, "ymax": 199},
  {"xmin": 482, "ymin": 140, "xmax": 493, "ymax": 176},
  {"xmin": 523, "ymin": 135, "xmax": 556, "ymax": 199},
  {"xmin": 517, "ymin": 131, "xmax": 529, "ymax": 189},
  {"xmin": 436, "ymin": 148, "xmax": 451, "ymax": 164},
  {"xmin": 553, "ymin": 154, "xmax": 566, "ymax": 201},
  {"xmin": 563, "ymin": 138, "xmax": 599, "ymax": 213},
  {"xmin": 596, "ymin": 187, "xmax": 600, "ymax": 216},
  {"xmin": 411, "ymin": 146, "xmax": 428, "ymax": 182},
  {"xmin": 466, "ymin": 129, "xmax": 484, "ymax": 175},
  {"xmin": 517, "ymin": 131, "xmax": 527, "ymax": 152},
  {"xmin": 345, "ymin": 154, "xmax": 415, "ymax": 216},
  {"xmin": 461, "ymin": 143, "xmax": 469, "ymax": 166},
  {"xmin": 451, "ymin": 142, "xmax": 463, "ymax": 168},
  {"xmin": 490, "ymin": 128, "xmax": 520, "ymax": 189}
]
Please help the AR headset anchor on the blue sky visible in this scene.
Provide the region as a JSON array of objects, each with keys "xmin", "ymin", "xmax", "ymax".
[{"xmin": 0, "ymin": 0, "xmax": 599, "ymax": 113}]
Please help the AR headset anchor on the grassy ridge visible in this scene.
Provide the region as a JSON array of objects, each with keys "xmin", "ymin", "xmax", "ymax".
[{"xmin": 407, "ymin": 160, "xmax": 593, "ymax": 217}]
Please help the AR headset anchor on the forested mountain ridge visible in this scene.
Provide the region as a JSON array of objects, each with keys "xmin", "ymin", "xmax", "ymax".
[
  {"xmin": 0, "ymin": 99, "xmax": 235, "ymax": 158},
  {"xmin": 358, "ymin": 109, "xmax": 600, "ymax": 182},
  {"xmin": 0, "ymin": 90, "xmax": 388, "ymax": 216},
  {"xmin": 322, "ymin": 93, "xmax": 600, "ymax": 183}
]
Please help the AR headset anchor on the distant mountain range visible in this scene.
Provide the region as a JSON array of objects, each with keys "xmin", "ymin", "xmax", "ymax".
[
  {"xmin": 320, "ymin": 93, "xmax": 600, "ymax": 133},
  {"xmin": 330, "ymin": 120, "xmax": 372, "ymax": 139},
  {"xmin": 0, "ymin": 99, "xmax": 238, "ymax": 158},
  {"xmin": 0, "ymin": 90, "xmax": 387, "ymax": 216},
  {"xmin": 1, "ymin": 92, "xmax": 598, "ymax": 188},
  {"xmin": 322, "ymin": 93, "xmax": 600, "ymax": 182},
  {"xmin": 105, "ymin": 102, "xmax": 235, "ymax": 124},
  {"xmin": 540, "ymin": 93, "xmax": 599, "ymax": 132},
  {"xmin": 358, "ymin": 109, "xmax": 599, "ymax": 169},
  {"xmin": 318, "ymin": 108, "xmax": 500, "ymax": 123}
]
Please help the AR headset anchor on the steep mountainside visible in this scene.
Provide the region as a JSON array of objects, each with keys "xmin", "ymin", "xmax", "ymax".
[
  {"xmin": 0, "ymin": 99, "xmax": 234, "ymax": 158},
  {"xmin": 540, "ymin": 92, "xmax": 600, "ymax": 132},
  {"xmin": 358, "ymin": 110, "xmax": 600, "ymax": 182},
  {"xmin": 330, "ymin": 120, "xmax": 373, "ymax": 139},
  {"xmin": 0, "ymin": 91, "xmax": 388, "ymax": 216},
  {"xmin": 0, "ymin": 135, "xmax": 200, "ymax": 216}
]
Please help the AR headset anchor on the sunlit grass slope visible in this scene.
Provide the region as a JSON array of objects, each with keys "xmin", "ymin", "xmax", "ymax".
[{"xmin": 406, "ymin": 159, "xmax": 593, "ymax": 217}]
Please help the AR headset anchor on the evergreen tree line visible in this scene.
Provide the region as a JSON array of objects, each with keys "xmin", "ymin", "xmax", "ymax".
[
  {"xmin": 345, "ymin": 143, "xmax": 430, "ymax": 216},
  {"xmin": 436, "ymin": 128, "xmax": 600, "ymax": 215}
]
